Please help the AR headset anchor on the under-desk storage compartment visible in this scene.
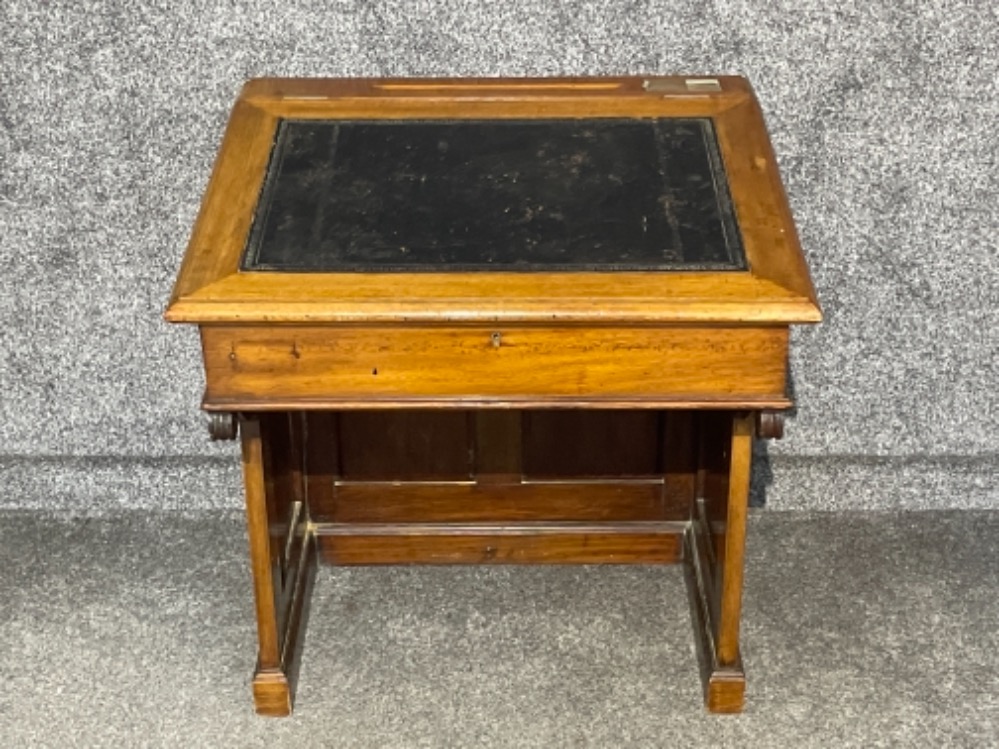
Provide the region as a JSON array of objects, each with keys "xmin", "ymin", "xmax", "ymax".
[{"xmin": 306, "ymin": 410, "xmax": 694, "ymax": 525}]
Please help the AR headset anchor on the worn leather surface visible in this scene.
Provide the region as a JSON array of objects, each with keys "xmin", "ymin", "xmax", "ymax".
[{"xmin": 242, "ymin": 119, "xmax": 745, "ymax": 272}]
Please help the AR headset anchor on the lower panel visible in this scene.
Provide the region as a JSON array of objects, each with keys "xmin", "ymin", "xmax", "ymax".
[
  {"xmin": 322, "ymin": 482, "xmax": 672, "ymax": 523},
  {"xmin": 315, "ymin": 524, "xmax": 683, "ymax": 564}
]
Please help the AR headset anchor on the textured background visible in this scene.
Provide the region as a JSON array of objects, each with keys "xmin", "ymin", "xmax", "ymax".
[{"xmin": 1, "ymin": 1, "xmax": 997, "ymax": 510}]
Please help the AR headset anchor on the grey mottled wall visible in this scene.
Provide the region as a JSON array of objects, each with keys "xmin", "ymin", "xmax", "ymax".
[{"xmin": 1, "ymin": 1, "xmax": 996, "ymax": 511}]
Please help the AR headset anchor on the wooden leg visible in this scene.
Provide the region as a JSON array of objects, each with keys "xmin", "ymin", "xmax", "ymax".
[
  {"xmin": 684, "ymin": 411, "xmax": 754, "ymax": 714},
  {"xmin": 239, "ymin": 414, "xmax": 316, "ymax": 717}
]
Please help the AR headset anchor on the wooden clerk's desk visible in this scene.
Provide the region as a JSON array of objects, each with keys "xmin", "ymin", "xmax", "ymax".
[{"xmin": 165, "ymin": 76, "xmax": 820, "ymax": 716}]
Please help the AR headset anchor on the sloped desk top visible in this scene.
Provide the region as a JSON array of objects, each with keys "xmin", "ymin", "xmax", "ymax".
[{"xmin": 165, "ymin": 76, "xmax": 819, "ymax": 326}]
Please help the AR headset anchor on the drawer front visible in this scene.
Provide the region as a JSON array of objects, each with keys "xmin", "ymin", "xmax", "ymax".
[{"xmin": 200, "ymin": 325, "xmax": 788, "ymax": 407}]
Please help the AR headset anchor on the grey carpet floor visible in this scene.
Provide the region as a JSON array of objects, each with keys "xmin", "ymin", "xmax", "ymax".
[{"xmin": 1, "ymin": 510, "xmax": 996, "ymax": 748}]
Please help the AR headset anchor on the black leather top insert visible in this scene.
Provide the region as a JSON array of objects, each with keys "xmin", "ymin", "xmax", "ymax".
[{"xmin": 241, "ymin": 118, "xmax": 745, "ymax": 272}]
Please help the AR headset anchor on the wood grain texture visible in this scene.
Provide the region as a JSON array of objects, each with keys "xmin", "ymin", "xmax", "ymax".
[
  {"xmin": 252, "ymin": 532, "xmax": 317, "ymax": 717},
  {"xmin": 166, "ymin": 76, "xmax": 821, "ymax": 716},
  {"xmin": 251, "ymin": 671, "xmax": 292, "ymax": 718},
  {"xmin": 706, "ymin": 672, "xmax": 746, "ymax": 714},
  {"xmin": 663, "ymin": 411, "xmax": 698, "ymax": 515},
  {"xmin": 695, "ymin": 411, "xmax": 732, "ymax": 605},
  {"xmin": 239, "ymin": 417, "xmax": 281, "ymax": 670},
  {"xmin": 716, "ymin": 412, "xmax": 754, "ymax": 666},
  {"xmin": 242, "ymin": 85, "xmax": 742, "ymax": 120},
  {"xmin": 239, "ymin": 75, "xmax": 752, "ymax": 102},
  {"xmin": 683, "ymin": 521, "xmax": 747, "ymax": 715},
  {"xmin": 523, "ymin": 411, "xmax": 661, "ymax": 478},
  {"xmin": 167, "ymin": 99, "xmax": 276, "ymax": 306},
  {"xmin": 303, "ymin": 412, "xmax": 338, "ymax": 521},
  {"xmin": 163, "ymin": 76, "xmax": 821, "ymax": 327},
  {"xmin": 756, "ymin": 410, "xmax": 785, "ymax": 440},
  {"xmin": 316, "ymin": 524, "xmax": 683, "ymax": 564},
  {"xmin": 269, "ymin": 525, "xmax": 317, "ymax": 718},
  {"xmin": 241, "ymin": 415, "xmax": 317, "ymax": 717},
  {"xmin": 200, "ymin": 325, "xmax": 788, "ymax": 407},
  {"xmin": 337, "ymin": 411, "xmax": 471, "ymax": 480},
  {"xmin": 713, "ymin": 97, "xmax": 816, "ymax": 303},
  {"xmin": 259, "ymin": 414, "xmax": 296, "ymax": 596},
  {"xmin": 682, "ymin": 412, "xmax": 753, "ymax": 713},
  {"xmin": 322, "ymin": 482, "xmax": 673, "ymax": 523},
  {"xmin": 205, "ymin": 396, "xmax": 793, "ymax": 411},
  {"xmin": 172, "ymin": 272, "xmax": 816, "ymax": 326},
  {"xmin": 474, "ymin": 411, "xmax": 522, "ymax": 482}
]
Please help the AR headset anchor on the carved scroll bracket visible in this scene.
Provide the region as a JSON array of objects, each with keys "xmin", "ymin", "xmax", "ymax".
[
  {"xmin": 208, "ymin": 412, "xmax": 239, "ymax": 441},
  {"xmin": 755, "ymin": 410, "xmax": 785, "ymax": 440}
]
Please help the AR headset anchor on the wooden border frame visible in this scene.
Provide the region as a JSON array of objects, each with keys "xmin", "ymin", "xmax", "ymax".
[{"xmin": 165, "ymin": 76, "xmax": 820, "ymax": 326}]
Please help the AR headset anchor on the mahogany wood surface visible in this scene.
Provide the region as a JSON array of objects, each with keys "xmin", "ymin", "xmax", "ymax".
[
  {"xmin": 337, "ymin": 411, "xmax": 471, "ymax": 480},
  {"xmin": 239, "ymin": 418, "xmax": 281, "ymax": 672},
  {"xmin": 303, "ymin": 412, "xmax": 337, "ymax": 522},
  {"xmin": 240, "ymin": 415, "xmax": 315, "ymax": 716},
  {"xmin": 662, "ymin": 411, "xmax": 698, "ymax": 514},
  {"xmin": 200, "ymin": 324, "xmax": 789, "ymax": 409},
  {"xmin": 473, "ymin": 411, "xmax": 522, "ymax": 483},
  {"xmin": 522, "ymin": 411, "xmax": 661, "ymax": 478},
  {"xmin": 316, "ymin": 525, "xmax": 684, "ymax": 565},
  {"xmin": 166, "ymin": 76, "xmax": 820, "ymax": 717},
  {"xmin": 324, "ymin": 482, "xmax": 676, "ymax": 523},
  {"xmin": 716, "ymin": 413, "xmax": 754, "ymax": 667},
  {"xmin": 682, "ymin": 411, "xmax": 755, "ymax": 712},
  {"xmin": 165, "ymin": 76, "xmax": 819, "ymax": 327}
]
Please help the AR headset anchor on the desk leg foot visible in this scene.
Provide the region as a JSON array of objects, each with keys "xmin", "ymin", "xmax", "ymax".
[
  {"xmin": 253, "ymin": 671, "xmax": 293, "ymax": 717},
  {"xmin": 706, "ymin": 671, "xmax": 746, "ymax": 714}
]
